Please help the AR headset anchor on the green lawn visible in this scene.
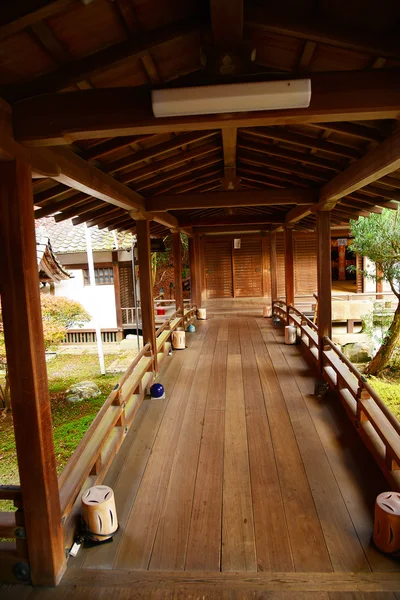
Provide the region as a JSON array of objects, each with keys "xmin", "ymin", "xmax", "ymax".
[
  {"xmin": 369, "ymin": 375, "xmax": 400, "ymax": 420},
  {"xmin": 0, "ymin": 353, "xmax": 121, "ymax": 511}
]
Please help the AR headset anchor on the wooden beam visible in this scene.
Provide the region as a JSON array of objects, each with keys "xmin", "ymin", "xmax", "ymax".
[
  {"xmin": 284, "ymin": 225, "xmax": 294, "ymax": 308},
  {"xmin": 3, "ymin": 18, "xmax": 206, "ymax": 101},
  {"xmin": 210, "ymin": 0, "xmax": 243, "ymax": 48},
  {"xmin": 34, "ymin": 183, "xmax": 72, "ymax": 204},
  {"xmin": 242, "ymin": 127, "xmax": 361, "ymax": 160},
  {"xmin": 136, "ymin": 219, "xmax": 157, "ymax": 370},
  {"xmin": 298, "ymin": 40, "xmax": 316, "ymax": 71},
  {"xmin": 34, "ymin": 192, "xmax": 88, "ymax": 219},
  {"xmin": 146, "ymin": 188, "xmax": 316, "ymax": 211},
  {"xmin": 83, "ymin": 207, "xmax": 123, "ymax": 228},
  {"xmin": 239, "ymin": 150, "xmax": 328, "ymax": 181},
  {"xmin": 54, "ymin": 199, "xmax": 103, "ymax": 222},
  {"xmin": 285, "ymin": 204, "xmax": 315, "ymax": 225},
  {"xmin": 239, "ymin": 137, "xmax": 343, "ymax": 172},
  {"xmin": 161, "ymin": 175, "xmax": 222, "ymax": 196},
  {"xmin": 0, "ymin": 0, "xmax": 75, "ymax": 42},
  {"xmin": 194, "ymin": 224, "xmax": 270, "ymax": 234},
  {"xmin": 238, "ymin": 163, "xmax": 315, "ymax": 188},
  {"xmin": 13, "ymin": 70, "xmax": 400, "ymax": 145},
  {"xmin": 180, "ymin": 214, "xmax": 284, "ymax": 227},
  {"xmin": 136, "ymin": 156, "xmax": 222, "ymax": 192},
  {"xmin": 320, "ymin": 129, "xmax": 400, "ymax": 207},
  {"xmin": 82, "ymin": 135, "xmax": 154, "ymax": 161},
  {"xmin": 111, "ymin": 131, "xmax": 218, "ymax": 174},
  {"xmin": 172, "ymin": 231, "xmax": 184, "ymax": 314},
  {"xmin": 151, "ymin": 167, "xmax": 222, "ymax": 195},
  {"xmin": 221, "ymin": 127, "xmax": 238, "ymax": 187},
  {"xmin": 141, "ymin": 162, "xmax": 221, "ymax": 196},
  {"xmin": 316, "ymin": 210, "xmax": 332, "ymax": 367},
  {"xmin": 122, "ymin": 143, "xmax": 220, "ymax": 184},
  {"xmin": 38, "ymin": 146, "xmax": 146, "ymax": 211},
  {"xmin": 245, "ymin": 6, "xmax": 400, "ymax": 59},
  {"xmin": 309, "ymin": 122, "xmax": 385, "ymax": 143},
  {"xmin": 0, "ymin": 159, "xmax": 66, "ymax": 585},
  {"xmin": 270, "ymin": 231, "xmax": 278, "ymax": 302}
]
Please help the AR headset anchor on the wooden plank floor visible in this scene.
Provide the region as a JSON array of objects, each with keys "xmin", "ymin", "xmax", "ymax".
[{"xmin": 5, "ymin": 312, "xmax": 400, "ymax": 598}]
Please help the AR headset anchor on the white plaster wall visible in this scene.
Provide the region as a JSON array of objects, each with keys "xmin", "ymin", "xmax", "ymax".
[
  {"xmin": 55, "ymin": 269, "xmax": 117, "ymax": 329},
  {"xmin": 57, "ymin": 251, "xmax": 113, "ymax": 265},
  {"xmin": 363, "ymin": 257, "xmax": 392, "ymax": 293}
]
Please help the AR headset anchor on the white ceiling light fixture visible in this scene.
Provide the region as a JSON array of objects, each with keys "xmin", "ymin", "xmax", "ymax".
[{"xmin": 152, "ymin": 79, "xmax": 311, "ymax": 118}]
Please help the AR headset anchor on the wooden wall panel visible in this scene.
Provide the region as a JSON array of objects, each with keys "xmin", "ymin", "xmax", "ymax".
[
  {"xmin": 204, "ymin": 239, "xmax": 233, "ymax": 298},
  {"xmin": 294, "ymin": 234, "xmax": 318, "ymax": 296},
  {"xmin": 276, "ymin": 233, "xmax": 286, "ymax": 299},
  {"xmin": 119, "ymin": 264, "xmax": 134, "ymax": 320},
  {"xmin": 233, "ymin": 238, "xmax": 263, "ymax": 298}
]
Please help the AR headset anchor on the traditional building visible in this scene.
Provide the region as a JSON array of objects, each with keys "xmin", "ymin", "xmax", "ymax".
[{"xmin": 0, "ymin": 0, "xmax": 400, "ymax": 595}]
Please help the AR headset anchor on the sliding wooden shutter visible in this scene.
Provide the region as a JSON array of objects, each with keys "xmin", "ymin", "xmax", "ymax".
[
  {"xmin": 204, "ymin": 240, "xmax": 233, "ymax": 298},
  {"xmin": 233, "ymin": 238, "xmax": 262, "ymax": 297},
  {"xmin": 276, "ymin": 233, "xmax": 286, "ymax": 298},
  {"xmin": 294, "ymin": 235, "xmax": 318, "ymax": 295}
]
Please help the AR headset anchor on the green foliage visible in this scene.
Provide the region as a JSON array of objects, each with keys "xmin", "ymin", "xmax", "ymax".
[
  {"xmin": 0, "ymin": 353, "xmax": 120, "ymax": 484},
  {"xmin": 349, "ymin": 210, "xmax": 400, "ymax": 298},
  {"xmin": 41, "ymin": 295, "xmax": 91, "ymax": 329},
  {"xmin": 40, "ymin": 295, "xmax": 91, "ymax": 349},
  {"xmin": 369, "ymin": 376, "xmax": 400, "ymax": 421}
]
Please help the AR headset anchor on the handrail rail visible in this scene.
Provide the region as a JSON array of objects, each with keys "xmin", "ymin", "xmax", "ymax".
[
  {"xmin": 288, "ymin": 305, "xmax": 318, "ymax": 332},
  {"xmin": 0, "ymin": 485, "xmax": 21, "ymax": 502},
  {"xmin": 323, "ymin": 336, "xmax": 400, "ymax": 437},
  {"xmin": 156, "ymin": 309, "xmax": 182, "ymax": 337},
  {"xmin": 272, "ymin": 300, "xmax": 400, "ymax": 489},
  {"xmin": 58, "ymin": 342, "xmax": 154, "ymax": 526}
]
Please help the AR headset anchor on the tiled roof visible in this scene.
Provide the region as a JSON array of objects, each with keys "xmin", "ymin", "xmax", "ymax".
[
  {"xmin": 35, "ymin": 217, "xmax": 133, "ymax": 254},
  {"xmin": 36, "ymin": 235, "xmax": 71, "ymax": 281}
]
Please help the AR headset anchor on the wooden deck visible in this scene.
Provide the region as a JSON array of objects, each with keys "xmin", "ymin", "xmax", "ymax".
[{"xmin": 3, "ymin": 311, "xmax": 400, "ymax": 599}]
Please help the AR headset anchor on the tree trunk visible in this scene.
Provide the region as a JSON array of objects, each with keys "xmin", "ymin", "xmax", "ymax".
[{"xmin": 365, "ymin": 300, "xmax": 400, "ymax": 376}]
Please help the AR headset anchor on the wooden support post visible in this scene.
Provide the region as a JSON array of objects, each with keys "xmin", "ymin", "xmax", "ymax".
[
  {"xmin": 136, "ymin": 219, "xmax": 158, "ymax": 372},
  {"xmin": 112, "ymin": 250, "xmax": 123, "ymax": 341},
  {"xmin": 188, "ymin": 237, "xmax": 197, "ymax": 306},
  {"xmin": 199, "ymin": 235, "xmax": 207, "ymax": 304},
  {"xmin": 270, "ymin": 231, "xmax": 278, "ymax": 303},
  {"xmin": 193, "ymin": 233, "xmax": 203, "ymax": 307},
  {"xmin": 0, "ymin": 159, "xmax": 66, "ymax": 586},
  {"xmin": 261, "ymin": 234, "xmax": 269, "ymax": 298},
  {"xmin": 171, "ymin": 230, "xmax": 184, "ymax": 316},
  {"xmin": 317, "ymin": 210, "xmax": 332, "ymax": 370},
  {"xmin": 284, "ymin": 225, "xmax": 294, "ymax": 312}
]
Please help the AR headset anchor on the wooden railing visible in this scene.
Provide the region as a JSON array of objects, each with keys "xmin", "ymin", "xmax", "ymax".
[
  {"xmin": 62, "ymin": 329, "xmax": 119, "ymax": 344},
  {"xmin": 59, "ymin": 342, "xmax": 155, "ymax": 547},
  {"xmin": 59, "ymin": 306, "xmax": 198, "ymax": 548},
  {"xmin": 272, "ymin": 300, "xmax": 400, "ymax": 491},
  {"xmin": 0, "ymin": 485, "xmax": 27, "ymax": 581}
]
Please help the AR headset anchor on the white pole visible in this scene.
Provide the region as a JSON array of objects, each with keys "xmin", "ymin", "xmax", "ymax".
[{"xmin": 84, "ymin": 223, "xmax": 106, "ymax": 375}]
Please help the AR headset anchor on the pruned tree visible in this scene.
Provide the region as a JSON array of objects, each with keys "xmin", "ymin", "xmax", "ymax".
[{"xmin": 349, "ymin": 209, "xmax": 400, "ymax": 376}]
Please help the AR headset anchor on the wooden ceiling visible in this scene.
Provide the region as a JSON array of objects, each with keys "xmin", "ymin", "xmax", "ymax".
[{"xmin": 1, "ymin": 0, "xmax": 400, "ymax": 237}]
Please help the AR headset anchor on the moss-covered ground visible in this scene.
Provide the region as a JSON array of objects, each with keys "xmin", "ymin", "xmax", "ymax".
[{"xmin": 0, "ymin": 353, "xmax": 121, "ymax": 511}]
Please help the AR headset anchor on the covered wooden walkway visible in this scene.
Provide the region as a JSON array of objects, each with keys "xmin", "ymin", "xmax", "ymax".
[{"xmin": 7, "ymin": 311, "xmax": 394, "ymax": 599}]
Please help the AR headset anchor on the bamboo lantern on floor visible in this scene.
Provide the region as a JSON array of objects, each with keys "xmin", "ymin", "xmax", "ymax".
[
  {"xmin": 81, "ymin": 485, "xmax": 118, "ymax": 542},
  {"xmin": 285, "ymin": 325, "xmax": 297, "ymax": 344},
  {"xmin": 172, "ymin": 328, "xmax": 186, "ymax": 349},
  {"xmin": 263, "ymin": 305, "xmax": 272, "ymax": 318},
  {"xmin": 374, "ymin": 491, "xmax": 400, "ymax": 554}
]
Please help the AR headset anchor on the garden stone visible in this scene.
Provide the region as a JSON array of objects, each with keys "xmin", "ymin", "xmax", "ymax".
[
  {"xmin": 342, "ymin": 341, "xmax": 373, "ymax": 364},
  {"xmin": 66, "ymin": 380, "xmax": 101, "ymax": 403}
]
